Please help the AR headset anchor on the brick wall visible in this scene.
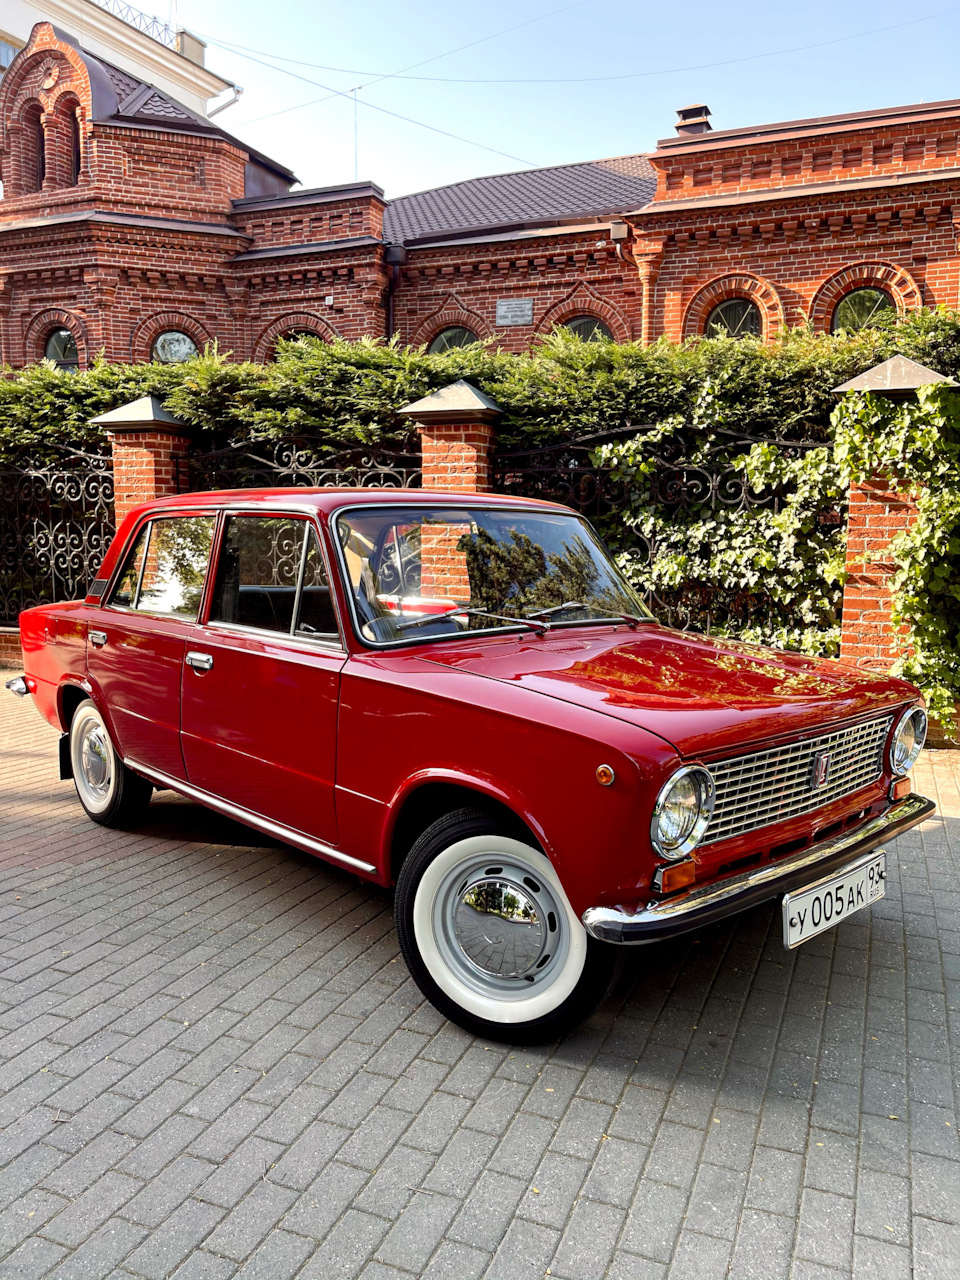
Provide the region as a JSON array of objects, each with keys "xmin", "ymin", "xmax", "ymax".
[
  {"xmin": 0, "ymin": 24, "xmax": 389, "ymax": 363},
  {"xmin": 651, "ymin": 118, "xmax": 960, "ymax": 204},
  {"xmin": 629, "ymin": 106, "xmax": 960, "ymax": 344},
  {"xmin": 0, "ymin": 628, "xmax": 23, "ymax": 669},
  {"xmin": 230, "ymin": 185, "xmax": 386, "ymax": 248},
  {"xmin": 395, "ymin": 230, "xmax": 640, "ymax": 348},
  {"xmin": 418, "ymin": 524, "xmax": 472, "ymax": 600},
  {"xmin": 839, "ymin": 477, "xmax": 918, "ymax": 670},
  {"xmin": 5, "ymin": 20, "xmax": 960, "ymax": 367}
]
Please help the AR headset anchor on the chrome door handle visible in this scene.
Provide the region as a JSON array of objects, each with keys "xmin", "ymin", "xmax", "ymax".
[
  {"xmin": 185, "ymin": 651, "xmax": 214, "ymax": 672},
  {"xmin": 89, "ymin": 630, "xmax": 107, "ymax": 647}
]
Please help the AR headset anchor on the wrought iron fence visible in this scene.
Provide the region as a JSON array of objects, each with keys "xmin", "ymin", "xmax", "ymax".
[
  {"xmin": 188, "ymin": 439, "xmax": 423, "ymax": 493},
  {"xmin": 495, "ymin": 424, "xmax": 837, "ymax": 635},
  {"xmin": 0, "ymin": 450, "xmax": 114, "ymax": 623}
]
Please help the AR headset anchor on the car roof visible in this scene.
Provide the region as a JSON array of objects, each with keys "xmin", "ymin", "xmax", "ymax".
[{"xmin": 142, "ymin": 487, "xmax": 571, "ymax": 514}]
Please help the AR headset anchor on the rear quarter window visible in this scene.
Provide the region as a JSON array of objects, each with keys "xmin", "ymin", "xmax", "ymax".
[{"xmin": 108, "ymin": 516, "xmax": 215, "ymax": 621}]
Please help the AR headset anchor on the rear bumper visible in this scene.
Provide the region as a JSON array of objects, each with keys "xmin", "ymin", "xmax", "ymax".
[{"xmin": 582, "ymin": 792, "xmax": 935, "ymax": 945}]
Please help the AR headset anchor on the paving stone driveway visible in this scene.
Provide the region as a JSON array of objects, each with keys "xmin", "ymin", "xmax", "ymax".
[{"xmin": 1, "ymin": 693, "xmax": 959, "ymax": 1280}]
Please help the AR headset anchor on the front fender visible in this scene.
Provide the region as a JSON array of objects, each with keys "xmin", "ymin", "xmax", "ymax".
[{"xmin": 382, "ymin": 766, "xmax": 554, "ymax": 867}]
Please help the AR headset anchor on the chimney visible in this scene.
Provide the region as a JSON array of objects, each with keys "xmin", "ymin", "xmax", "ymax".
[
  {"xmin": 675, "ymin": 104, "xmax": 712, "ymax": 136},
  {"xmin": 175, "ymin": 29, "xmax": 207, "ymax": 67}
]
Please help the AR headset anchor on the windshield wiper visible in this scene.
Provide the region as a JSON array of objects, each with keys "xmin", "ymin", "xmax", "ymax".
[
  {"xmin": 525, "ymin": 601, "xmax": 652, "ymax": 629},
  {"xmin": 396, "ymin": 606, "xmax": 550, "ymax": 635}
]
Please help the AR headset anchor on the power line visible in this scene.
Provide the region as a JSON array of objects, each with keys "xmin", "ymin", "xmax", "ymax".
[
  {"xmin": 204, "ymin": 40, "xmax": 539, "ymax": 166},
  {"xmin": 197, "ymin": 1, "xmax": 585, "ymax": 159},
  {"xmin": 320, "ymin": 0, "xmax": 586, "ymax": 92},
  {"xmin": 205, "ymin": 5, "xmax": 959, "ymax": 87}
]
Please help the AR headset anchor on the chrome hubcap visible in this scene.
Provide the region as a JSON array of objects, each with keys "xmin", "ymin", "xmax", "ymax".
[
  {"xmin": 81, "ymin": 729, "xmax": 109, "ymax": 792},
  {"xmin": 434, "ymin": 855, "xmax": 568, "ymax": 999},
  {"xmin": 454, "ymin": 879, "xmax": 545, "ymax": 977},
  {"xmin": 73, "ymin": 714, "xmax": 113, "ymax": 806}
]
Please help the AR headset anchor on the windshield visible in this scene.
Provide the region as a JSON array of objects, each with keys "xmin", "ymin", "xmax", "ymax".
[{"xmin": 334, "ymin": 505, "xmax": 653, "ymax": 645}]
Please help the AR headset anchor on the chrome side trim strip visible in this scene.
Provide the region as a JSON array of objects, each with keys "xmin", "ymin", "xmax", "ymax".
[
  {"xmin": 125, "ymin": 758, "xmax": 377, "ymax": 875},
  {"xmin": 583, "ymin": 792, "xmax": 935, "ymax": 945}
]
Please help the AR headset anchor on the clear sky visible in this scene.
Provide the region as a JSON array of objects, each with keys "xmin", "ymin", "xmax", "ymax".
[{"xmin": 168, "ymin": 0, "xmax": 960, "ymax": 200}]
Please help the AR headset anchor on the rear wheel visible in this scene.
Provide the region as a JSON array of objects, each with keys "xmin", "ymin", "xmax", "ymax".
[
  {"xmin": 68, "ymin": 699, "xmax": 152, "ymax": 827},
  {"xmin": 395, "ymin": 808, "xmax": 620, "ymax": 1043}
]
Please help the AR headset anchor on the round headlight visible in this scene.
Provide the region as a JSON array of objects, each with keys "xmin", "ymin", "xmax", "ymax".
[
  {"xmin": 890, "ymin": 706, "xmax": 927, "ymax": 776},
  {"xmin": 651, "ymin": 765, "xmax": 716, "ymax": 860}
]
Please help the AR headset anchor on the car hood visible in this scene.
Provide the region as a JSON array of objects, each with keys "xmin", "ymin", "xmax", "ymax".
[{"xmin": 421, "ymin": 624, "xmax": 915, "ymax": 757}]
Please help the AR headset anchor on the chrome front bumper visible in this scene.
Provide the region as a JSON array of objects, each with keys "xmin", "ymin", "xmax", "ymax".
[{"xmin": 582, "ymin": 792, "xmax": 935, "ymax": 945}]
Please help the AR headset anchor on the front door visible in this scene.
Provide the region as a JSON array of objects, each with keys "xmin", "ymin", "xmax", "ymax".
[
  {"xmin": 88, "ymin": 513, "xmax": 216, "ymax": 779},
  {"xmin": 180, "ymin": 513, "xmax": 345, "ymax": 845}
]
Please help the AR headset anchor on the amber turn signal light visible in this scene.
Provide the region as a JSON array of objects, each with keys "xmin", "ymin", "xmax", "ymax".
[
  {"xmin": 654, "ymin": 860, "xmax": 696, "ymax": 894},
  {"xmin": 889, "ymin": 777, "xmax": 912, "ymax": 802},
  {"xmin": 596, "ymin": 764, "xmax": 615, "ymax": 786}
]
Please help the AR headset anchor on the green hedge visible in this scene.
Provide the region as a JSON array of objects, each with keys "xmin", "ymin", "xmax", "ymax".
[{"xmin": 8, "ymin": 311, "xmax": 960, "ymax": 458}]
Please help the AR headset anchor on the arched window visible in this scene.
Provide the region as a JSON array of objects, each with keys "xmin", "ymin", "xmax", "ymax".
[
  {"xmin": 428, "ymin": 326, "xmax": 479, "ymax": 353},
  {"xmin": 705, "ymin": 298, "xmax": 761, "ymax": 338},
  {"xmin": 564, "ymin": 315, "xmax": 613, "ymax": 342},
  {"xmin": 151, "ymin": 331, "xmax": 199, "ymax": 363},
  {"xmin": 33, "ymin": 111, "xmax": 45, "ymax": 189},
  {"xmin": 20, "ymin": 102, "xmax": 45, "ymax": 193},
  {"xmin": 45, "ymin": 327, "xmax": 79, "ymax": 371},
  {"xmin": 271, "ymin": 329, "xmax": 322, "ymax": 358},
  {"xmin": 831, "ymin": 287, "xmax": 894, "ymax": 332},
  {"xmin": 70, "ymin": 110, "xmax": 81, "ymax": 185}
]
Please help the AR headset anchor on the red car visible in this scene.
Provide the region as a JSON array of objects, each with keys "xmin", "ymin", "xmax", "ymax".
[{"xmin": 9, "ymin": 489, "xmax": 933, "ymax": 1042}]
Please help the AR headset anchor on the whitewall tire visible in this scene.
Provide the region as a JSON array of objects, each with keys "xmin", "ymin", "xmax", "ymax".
[
  {"xmin": 68, "ymin": 699, "xmax": 152, "ymax": 827},
  {"xmin": 395, "ymin": 808, "xmax": 620, "ymax": 1042}
]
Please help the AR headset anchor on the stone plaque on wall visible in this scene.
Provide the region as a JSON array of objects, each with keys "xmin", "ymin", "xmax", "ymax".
[{"xmin": 495, "ymin": 299, "xmax": 534, "ymax": 326}]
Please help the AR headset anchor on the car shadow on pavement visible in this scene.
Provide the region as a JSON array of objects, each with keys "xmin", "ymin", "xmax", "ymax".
[{"xmin": 55, "ymin": 784, "xmax": 955, "ymax": 1091}]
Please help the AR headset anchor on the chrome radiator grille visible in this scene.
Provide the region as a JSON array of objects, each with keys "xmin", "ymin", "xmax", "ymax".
[{"xmin": 702, "ymin": 715, "xmax": 892, "ymax": 846}]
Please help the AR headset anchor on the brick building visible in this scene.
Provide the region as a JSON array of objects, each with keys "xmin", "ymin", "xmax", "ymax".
[{"xmin": 2, "ymin": 20, "xmax": 960, "ymax": 368}]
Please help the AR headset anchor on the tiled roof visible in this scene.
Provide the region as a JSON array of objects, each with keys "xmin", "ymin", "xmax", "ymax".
[
  {"xmin": 101, "ymin": 63, "xmax": 141, "ymax": 102},
  {"xmin": 382, "ymin": 154, "xmax": 656, "ymax": 244}
]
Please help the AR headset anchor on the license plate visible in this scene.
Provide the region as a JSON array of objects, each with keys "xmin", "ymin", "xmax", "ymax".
[{"xmin": 782, "ymin": 852, "xmax": 886, "ymax": 949}]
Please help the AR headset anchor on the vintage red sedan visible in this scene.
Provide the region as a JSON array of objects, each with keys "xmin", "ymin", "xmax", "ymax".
[{"xmin": 10, "ymin": 488, "xmax": 934, "ymax": 1042}]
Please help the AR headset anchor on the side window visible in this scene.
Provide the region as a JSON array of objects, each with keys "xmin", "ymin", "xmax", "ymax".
[
  {"xmin": 136, "ymin": 516, "xmax": 215, "ymax": 620},
  {"xmin": 210, "ymin": 516, "xmax": 305, "ymax": 634},
  {"xmin": 295, "ymin": 530, "xmax": 339, "ymax": 637},
  {"xmin": 108, "ymin": 523, "xmax": 150, "ymax": 607}
]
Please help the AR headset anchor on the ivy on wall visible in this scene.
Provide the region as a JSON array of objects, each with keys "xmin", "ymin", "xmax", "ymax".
[
  {"xmin": 593, "ymin": 423, "xmax": 848, "ymax": 657},
  {"xmin": 834, "ymin": 382, "xmax": 960, "ymax": 733}
]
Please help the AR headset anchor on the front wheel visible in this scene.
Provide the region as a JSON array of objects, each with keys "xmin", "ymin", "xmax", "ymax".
[
  {"xmin": 395, "ymin": 809, "xmax": 620, "ymax": 1043},
  {"xmin": 69, "ymin": 699, "xmax": 152, "ymax": 827}
]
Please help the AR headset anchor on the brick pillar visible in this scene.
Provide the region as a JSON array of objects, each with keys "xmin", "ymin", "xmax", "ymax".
[
  {"xmin": 89, "ymin": 396, "xmax": 193, "ymax": 524},
  {"xmin": 839, "ymin": 476, "xmax": 918, "ymax": 669},
  {"xmin": 398, "ymin": 379, "xmax": 503, "ymax": 493},
  {"xmin": 832, "ymin": 357, "xmax": 955, "ymax": 673},
  {"xmin": 417, "ymin": 422, "xmax": 497, "ymax": 492},
  {"xmin": 399, "ymin": 380, "xmax": 503, "ymax": 598}
]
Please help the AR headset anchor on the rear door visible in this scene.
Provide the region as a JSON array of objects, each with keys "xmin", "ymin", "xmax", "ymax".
[
  {"xmin": 179, "ymin": 512, "xmax": 345, "ymax": 844},
  {"xmin": 88, "ymin": 512, "xmax": 216, "ymax": 779}
]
